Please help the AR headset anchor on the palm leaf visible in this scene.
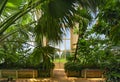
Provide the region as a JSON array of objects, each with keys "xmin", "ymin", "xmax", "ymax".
[
  {"xmin": 48, "ymin": 0, "xmax": 76, "ymax": 18},
  {"xmin": 0, "ymin": 0, "xmax": 8, "ymax": 16},
  {"xmin": 0, "ymin": 30, "xmax": 17, "ymax": 43},
  {"xmin": 0, "ymin": 0, "xmax": 45, "ymax": 35},
  {"xmin": 48, "ymin": 0, "xmax": 76, "ymax": 27},
  {"xmin": 35, "ymin": 15, "xmax": 63, "ymax": 44},
  {"xmin": 31, "ymin": 45, "xmax": 58, "ymax": 65},
  {"xmin": 34, "ymin": 0, "xmax": 77, "ymax": 44}
]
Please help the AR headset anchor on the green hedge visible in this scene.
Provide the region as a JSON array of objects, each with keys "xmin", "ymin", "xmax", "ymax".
[
  {"xmin": 64, "ymin": 62, "xmax": 82, "ymax": 77},
  {"xmin": 37, "ymin": 62, "xmax": 55, "ymax": 77},
  {"xmin": 64, "ymin": 62, "xmax": 82, "ymax": 72}
]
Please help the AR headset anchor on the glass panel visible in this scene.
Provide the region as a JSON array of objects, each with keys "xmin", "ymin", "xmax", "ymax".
[
  {"xmin": 65, "ymin": 40, "xmax": 71, "ymax": 50},
  {"xmin": 59, "ymin": 41, "xmax": 65, "ymax": 50},
  {"xmin": 65, "ymin": 29, "xmax": 70, "ymax": 39},
  {"xmin": 53, "ymin": 40, "xmax": 71, "ymax": 51},
  {"xmin": 62, "ymin": 28, "xmax": 70, "ymax": 39}
]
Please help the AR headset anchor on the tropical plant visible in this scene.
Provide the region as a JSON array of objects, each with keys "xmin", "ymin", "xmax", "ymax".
[
  {"xmin": 0, "ymin": 0, "xmax": 106, "ymax": 41},
  {"xmin": 92, "ymin": 0, "xmax": 120, "ymax": 81},
  {"xmin": 64, "ymin": 62, "xmax": 82, "ymax": 77},
  {"xmin": 30, "ymin": 45, "xmax": 57, "ymax": 65},
  {"xmin": 94, "ymin": 0, "xmax": 120, "ymax": 44},
  {"xmin": 100, "ymin": 47, "xmax": 120, "ymax": 82},
  {"xmin": 0, "ymin": 0, "xmax": 110, "ymax": 70},
  {"xmin": 64, "ymin": 62, "xmax": 82, "ymax": 72}
]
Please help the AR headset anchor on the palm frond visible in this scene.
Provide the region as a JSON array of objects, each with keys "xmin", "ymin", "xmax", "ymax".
[
  {"xmin": 0, "ymin": 30, "xmax": 18, "ymax": 43},
  {"xmin": 34, "ymin": 0, "xmax": 78, "ymax": 44},
  {"xmin": 0, "ymin": 0, "xmax": 45, "ymax": 35},
  {"xmin": 35, "ymin": 15, "xmax": 63, "ymax": 44},
  {"xmin": 48, "ymin": 0, "xmax": 76, "ymax": 27},
  {"xmin": 0, "ymin": 0, "xmax": 8, "ymax": 16},
  {"xmin": 48, "ymin": 0, "xmax": 76, "ymax": 18},
  {"xmin": 31, "ymin": 45, "xmax": 58, "ymax": 64}
]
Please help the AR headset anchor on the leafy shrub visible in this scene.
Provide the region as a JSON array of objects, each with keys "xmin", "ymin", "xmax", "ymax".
[
  {"xmin": 64, "ymin": 62, "xmax": 82, "ymax": 72},
  {"xmin": 38, "ymin": 62, "xmax": 55, "ymax": 70},
  {"xmin": 101, "ymin": 57, "xmax": 120, "ymax": 82},
  {"xmin": 37, "ymin": 62, "xmax": 55, "ymax": 77},
  {"xmin": 80, "ymin": 63, "xmax": 100, "ymax": 69}
]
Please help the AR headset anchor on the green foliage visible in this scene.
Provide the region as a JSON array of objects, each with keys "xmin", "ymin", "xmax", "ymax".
[
  {"xmin": 38, "ymin": 62, "xmax": 55, "ymax": 70},
  {"xmin": 37, "ymin": 62, "xmax": 55, "ymax": 77},
  {"xmin": 1, "ymin": 2, "xmax": 120, "ymax": 81},
  {"xmin": 93, "ymin": 20, "xmax": 109, "ymax": 34},
  {"xmin": 77, "ymin": 36, "xmax": 106, "ymax": 66},
  {"xmin": 66, "ymin": 54, "xmax": 80, "ymax": 62},
  {"xmin": 92, "ymin": 1, "xmax": 120, "ymax": 80},
  {"xmin": 100, "ymin": 47, "xmax": 120, "ymax": 82},
  {"xmin": 0, "ymin": 0, "xmax": 79, "ymax": 70},
  {"xmin": 54, "ymin": 58, "xmax": 66, "ymax": 63},
  {"xmin": 30, "ymin": 45, "xmax": 57, "ymax": 65},
  {"xmin": 94, "ymin": 0, "xmax": 120, "ymax": 44},
  {"xmin": 48, "ymin": 0, "xmax": 76, "ymax": 19},
  {"xmin": 73, "ymin": 7, "xmax": 92, "ymax": 35},
  {"xmin": 64, "ymin": 62, "xmax": 82, "ymax": 72},
  {"xmin": 78, "ymin": 0, "xmax": 106, "ymax": 13},
  {"xmin": 103, "ymin": 60, "xmax": 120, "ymax": 82},
  {"xmin": 0, "ymin": 0, "xmax": 8, "ymax": 15}
]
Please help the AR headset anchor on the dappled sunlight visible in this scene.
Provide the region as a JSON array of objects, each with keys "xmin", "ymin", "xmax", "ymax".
[
  {"xmin": 15, "ymin": 78, "xmax": 105, "ymax": 82},
  {"xmin": 29, "ymin": 78, "xmax": 51, "ymax": 82}
]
